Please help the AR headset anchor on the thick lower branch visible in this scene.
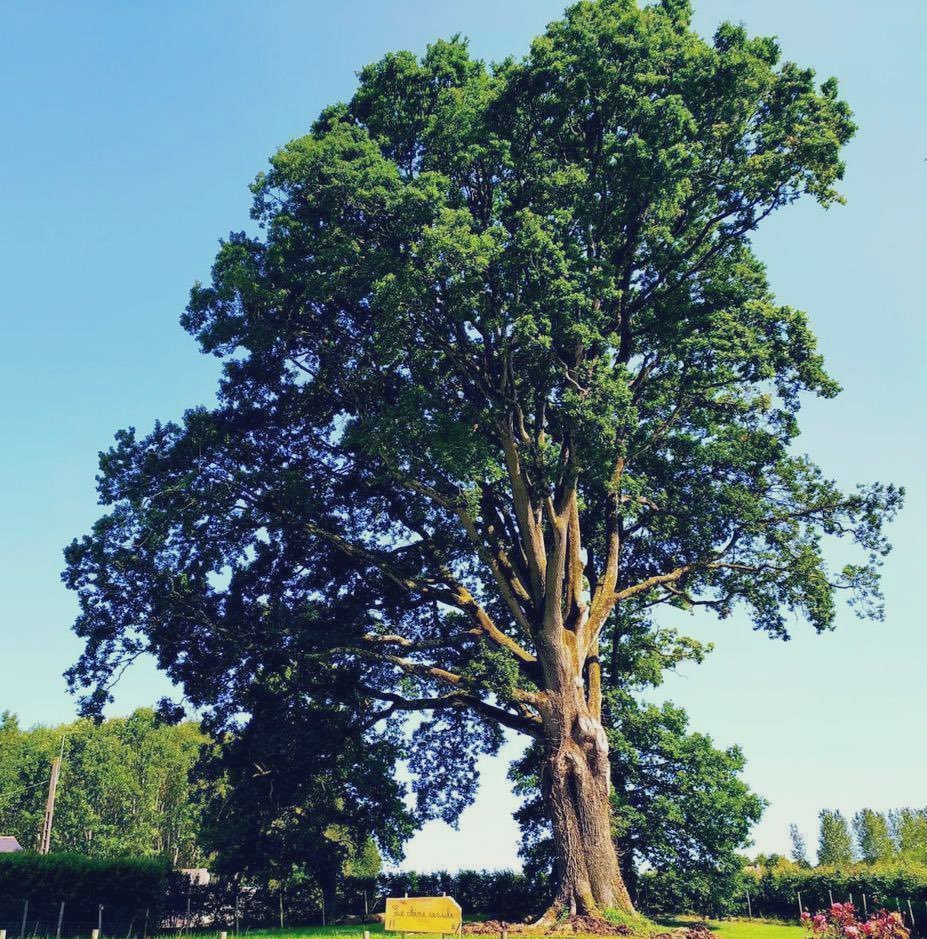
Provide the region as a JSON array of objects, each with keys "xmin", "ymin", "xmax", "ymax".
[
  {"xmin": 358, "ymin": 686, "xmax": 543, "ymax": 736},
  {"xmin": 499, "ymin": 420, "xmax": 547, "ymax": 600}
]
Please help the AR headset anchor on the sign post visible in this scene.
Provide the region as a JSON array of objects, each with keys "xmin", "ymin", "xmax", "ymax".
[{"xmin": 385, "ymin": 897, "xmax": 462, "ymax": 936}]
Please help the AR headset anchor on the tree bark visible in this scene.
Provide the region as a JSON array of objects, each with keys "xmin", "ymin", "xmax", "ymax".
[{"xmin": 537, "ymin": 690, "xmax": 634, "ymax": 921}]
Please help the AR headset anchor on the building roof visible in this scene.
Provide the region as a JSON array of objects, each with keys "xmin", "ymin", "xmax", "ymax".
[{"xmin": 0, "ymin": 836, "xmax": 23, "ymax": 853}]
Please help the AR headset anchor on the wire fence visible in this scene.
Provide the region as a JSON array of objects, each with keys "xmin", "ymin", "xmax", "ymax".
[
  {"xmin": 15, "ymin": 870, "xmax": 927, "ymax": 937},
  {"xmin": 737, "ymin": 887, "xmax": 927, "ymax": 933},
  {"xmin": 0, "ymin": 877, "xmax": 375, "ymax": 938},
  {"xmin": 0, "ymin": 897, "xmax": 153, "ymax": 939}
]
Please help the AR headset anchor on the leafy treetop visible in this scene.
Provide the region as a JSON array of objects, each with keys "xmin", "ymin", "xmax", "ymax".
[{"xmin": 65, "ymin": 0, "xmax": 900, "ymax": 823}]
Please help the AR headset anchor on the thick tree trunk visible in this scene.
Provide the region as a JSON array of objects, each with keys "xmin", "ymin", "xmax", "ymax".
[{"xmin": 537, "ymin": 699, "xmax": 634, "ymax": 921}]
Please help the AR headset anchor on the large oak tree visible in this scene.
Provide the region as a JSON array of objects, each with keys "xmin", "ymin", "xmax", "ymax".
[
  {"xmin": 512, "ymin": 614, "xmax": 765, "ymax": 906},
  {"xmin": 65, "ymin": 0, "xmax": 901, "ymax": 919}
]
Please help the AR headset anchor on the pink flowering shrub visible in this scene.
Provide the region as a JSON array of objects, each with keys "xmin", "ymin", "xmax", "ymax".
[{"xmin": 801, "ymin": 903, "xmax": 909, "ymax": 939}]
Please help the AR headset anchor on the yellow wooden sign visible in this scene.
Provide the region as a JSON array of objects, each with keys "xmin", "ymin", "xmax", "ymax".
[{"xmin": 385, "ymin": 896, "xmax": 462, "ymax": 934}]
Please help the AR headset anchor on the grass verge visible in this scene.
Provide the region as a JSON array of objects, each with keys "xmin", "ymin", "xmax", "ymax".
[
  {"xmin": 655, "ymin": 917, "xmax": 805, "ymax": 939},
  {"xmin": 213, "ymin": 917, "xmax": 805, "ymax": 939}
]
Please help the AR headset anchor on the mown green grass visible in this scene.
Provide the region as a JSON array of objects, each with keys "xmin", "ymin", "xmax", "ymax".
[
  {"xmin": 242, "ymin": 926, "xmax": 442, "ymax": 939},
  {"xmin": 658, "ymin": 917, "xmax": 805, "ymax": 939},
  {"xmin": 225, "ymin": 917, "xmax": 805, "ymax": 939},
  {"xmin": 711, "ymin": 919, "xmax": 804, "ymax": 939}
]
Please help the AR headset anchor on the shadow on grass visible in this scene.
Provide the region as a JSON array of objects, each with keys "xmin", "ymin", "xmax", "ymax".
[{"xmin": 654, "ymin": 918, "xmax": 720, "ymax": 932}]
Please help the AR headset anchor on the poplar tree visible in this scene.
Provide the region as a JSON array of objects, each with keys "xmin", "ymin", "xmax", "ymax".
[
  {"xmin": 818, "ymin": 810, "xmax": 853, "ymax": 867},
  {"xmin": 853, "ymin": 809, "xmax": 894, "ymax": 865},
  {"xmin": 790, "ymin": 824, "xmax": 809, "ymax": 867}
]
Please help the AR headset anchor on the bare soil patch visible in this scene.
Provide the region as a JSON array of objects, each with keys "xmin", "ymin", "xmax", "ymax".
[{"xmin": 462, "ymin": 921, "xmax": 711, "ymax": 939}]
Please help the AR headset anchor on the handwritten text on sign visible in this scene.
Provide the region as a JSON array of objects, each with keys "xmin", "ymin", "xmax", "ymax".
[{"xmin": 385, "ymin": 897, "xmax": 462, "ymax": 934}]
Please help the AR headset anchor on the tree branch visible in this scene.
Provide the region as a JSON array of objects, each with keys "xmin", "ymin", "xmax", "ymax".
[{"xmin": 359, "ymin": 686, "xmax": 544, "ymax": 736}]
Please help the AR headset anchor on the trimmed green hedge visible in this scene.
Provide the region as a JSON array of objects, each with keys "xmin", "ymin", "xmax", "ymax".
[
  {"xmin": 638, "ymin": 863, "xmax": 927, "ymax": 920},
  {"xmin": 377, "ymin": 870, "xmax": 549, "ymax": 919},
  {"xmin": 745, "ymin": 864, "xmax": 927, "ymax": 919}
]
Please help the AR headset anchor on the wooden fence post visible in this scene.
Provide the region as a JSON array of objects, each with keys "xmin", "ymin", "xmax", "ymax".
[
  {"xmin": 798, "ymin": 891, "xmax": 803, "ymax": 919},
  {"xmin": 99, "ymin": 903, "xmax": 104, "ymax": 937},
  {"xmin": 56, "ymin": 901, "xmax": 65, "ymax": 939},
  {"xmin": 746, "ymin": 891, "xmax": 753, "ymax": 919}
]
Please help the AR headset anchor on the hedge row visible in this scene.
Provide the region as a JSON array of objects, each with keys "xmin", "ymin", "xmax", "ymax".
[
  {"xmin": 744, "ymin": 864, "xmax": 927, "ymax": 920},
  {"xmin": 23, "ymin": 857, "xmax": 927, "ymax": 929},
  {"xmin": 0, "ymin": 853, "xmax": 168, "ymax": 905},
  {"xmin": 161, "ymin": 870, "xmax": 550, "ymax": 927},
  {"xmin": 377, "ymin": 871, "xmax": 549, "ymax": 919},
  {"xmin": 0, "ymin": 854, "xmax": 168, "ymax": 935},
  {"xmin": 637, "ymin": 868, "xmax": 744, "ymax": 919},
  {"xmin": 0, "ymin": 861, "xmax": 548, "ymax": 932}
]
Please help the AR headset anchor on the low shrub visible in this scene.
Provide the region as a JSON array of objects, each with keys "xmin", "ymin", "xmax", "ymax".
[{"xmin": 802, "ymin": 902, "xmax": 908, "ymax": 939}]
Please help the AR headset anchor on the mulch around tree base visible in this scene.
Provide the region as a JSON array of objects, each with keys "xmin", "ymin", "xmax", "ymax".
[
  {"xmin": 653, "ymin": 927, "xmax": 715, "ymax": 939},
  {"xmin": 463, "ymin": 921, "xmax": 713, "ymax": 939},
  {"xmin": 463, "ymin": 918, "xmax": 628, "ymax": 936},
  {"xmin": 683, "ymin": 926, "xmax": 715, "ymax": 939},
  {"xmin": 650, "ymin": 923, "xmax": 717, "ymax": 939},
  {"xmin": 463, "ymin": 917, "xmax": 631, "ymax": 936}
]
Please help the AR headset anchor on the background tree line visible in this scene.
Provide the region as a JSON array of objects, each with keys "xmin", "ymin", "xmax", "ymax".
[
  {"xmin": 790, "ymin": 809, "xmax": 927, "ymax": 868},
  {"xmin": 0, "ymin": 709, "xmax": 208, "ymax": 866},
  {"xmin": 10, "ymin": 705, "xmax": 922, "ymax": 922},
  {"xmin": 0, "ymin": 705, "xmax": 400, "ymax": 922},
  {"xmin": 0, "ymin": 686, "xmax": 761, "ymax": 920},
  {"xmin": 634, "ymin": 808, "xmax": 927, "ymax": 919},
  {"xmin": 642, "ymin": 810, "xmax": 927, "ymax": 921}
]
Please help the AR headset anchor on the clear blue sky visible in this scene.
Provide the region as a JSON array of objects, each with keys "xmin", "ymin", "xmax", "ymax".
[{"xmin": 1, "ymin": 0, "xmax": 924, "ymax": 870}]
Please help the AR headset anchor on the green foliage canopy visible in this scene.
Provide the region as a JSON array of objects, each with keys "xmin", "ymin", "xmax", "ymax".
[
  {"xmin": 854, "ymin": 810, "xmax": 894, "ymax": 866},
  {"xmin": 818, "ymin": 810, "xmax": 854, "ymax": 868},
  {"xmin": 0, "ymin": 709, "xmax": 208, "ymax": 865},
  {"xmin": 64, "ymin": 0, "xmax": 900, "ymax": 859},
  {"xmin": 198, "ymin": 675, "xmax": 412, "ymax": 914},
  {"xmin": 890, "ymin": 810, "xmax": 927, "ymax": 864},
  {"xmin": 790, "ymin": 822, "xmax": 810, "ymax": 866}
]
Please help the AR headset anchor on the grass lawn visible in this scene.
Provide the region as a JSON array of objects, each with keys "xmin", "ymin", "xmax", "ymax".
[
  {"xmin": 231, "ymin": 918, "xmax": 805, "ymax": 939},
  {"xmin": 241, "ymin": 927, "xmax": 446, "ymax": 939},
  {"xmin": 657, "ymin": 918, "xmax": 805, "ymax": 939}
]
